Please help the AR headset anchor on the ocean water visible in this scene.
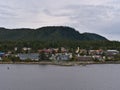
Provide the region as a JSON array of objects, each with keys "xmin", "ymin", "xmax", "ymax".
[{"xmin": 0, "ymin": 64, "xmax": 120, "ymax": 90}]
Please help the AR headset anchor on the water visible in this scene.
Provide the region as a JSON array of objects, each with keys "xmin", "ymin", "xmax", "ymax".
[{"xmin": 0, "ymin": 64, "xmax": 120, "ymax": 90}]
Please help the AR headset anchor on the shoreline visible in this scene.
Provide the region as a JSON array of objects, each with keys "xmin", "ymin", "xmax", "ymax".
[{"xmin": 0, "ymin": 61, "xmax": 120, "ymax": 66}]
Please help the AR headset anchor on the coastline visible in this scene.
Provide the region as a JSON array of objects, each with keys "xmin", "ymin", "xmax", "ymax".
[{"xmin": 0, "ymin": 61, "xmax": 120, "ymax": 66}]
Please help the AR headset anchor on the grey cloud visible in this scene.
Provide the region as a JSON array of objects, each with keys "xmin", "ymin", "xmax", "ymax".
[
  {"xmin": 100, "ymin": 21, "xmax": 120, "ymax": 34},
  {"xmin": 0, "ymin": 4, "xmax": 20, "ymax": 18},
  {"xmin": 45, "ymin": 4, "xmax": 115, "ymax": 22},
  {"xmin": 50, "ymin": 4, "xmax": 120, "ymax": 40},
  {"xmin": 0, "ymin": 0, "xmax": 120, "ymax": 40},
  {"xmin": 0, "ymin": 4, "xmax": 15, "ymax": 10},
  {"xmin": 0, "ymin": 10, "xmax": 18, "ymax": 17}
]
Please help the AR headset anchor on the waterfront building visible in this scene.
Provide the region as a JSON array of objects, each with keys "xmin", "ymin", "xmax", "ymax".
[{"xmin": 18, "ymin": 53, "xmax": 39, "ymax": 61}]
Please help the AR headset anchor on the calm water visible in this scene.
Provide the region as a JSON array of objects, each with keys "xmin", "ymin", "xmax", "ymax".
[{"xmin": 0, "ymin": 64, "xmax": 120, "ymax": 90}]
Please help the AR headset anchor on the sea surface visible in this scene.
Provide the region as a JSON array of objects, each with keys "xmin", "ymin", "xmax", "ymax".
[{"xmin": 0, "ymin": 64, "xmax": 120, "ymax": 90}]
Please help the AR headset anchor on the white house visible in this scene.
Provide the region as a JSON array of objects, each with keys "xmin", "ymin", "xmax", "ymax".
[{"xmin": 106, "ymin": 50, "xmax": 119, "ymax": 55}]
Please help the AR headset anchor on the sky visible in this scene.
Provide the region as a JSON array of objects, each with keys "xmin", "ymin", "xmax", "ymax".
[{"xmin": 0, "ymin": 0, "xmax": 120, "ymax": 41}]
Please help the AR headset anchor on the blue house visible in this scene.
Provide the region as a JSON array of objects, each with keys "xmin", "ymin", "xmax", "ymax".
[
  {"xmin": 0, "ymin": 51, "xmax": 5, "ymax": 57},
  {"xmin": 18, "ymin": 53, "xmax": 39, "ymax": 61}
]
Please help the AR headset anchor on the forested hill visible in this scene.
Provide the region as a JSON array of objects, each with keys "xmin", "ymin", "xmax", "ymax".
[{"xmin": 0, "ymin": 26, "xmax": 108, "ymax": 41}]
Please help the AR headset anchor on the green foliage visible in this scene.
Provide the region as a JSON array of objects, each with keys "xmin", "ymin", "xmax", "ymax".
[
  {"xmin": 2, "ymin": 57, "xmax": 11, "ymax": 62},
  {"xmin": 39, "ymin": 51, "xmax": 50, "ymax": 61},
  {"xmin": 24, "ymin": 58, "xmax": 32, "ymax": 62},
  {"xmin": 0, "ymin": 26, "xmax": 107, "ymax": 41},
  {"xmin": 0, "ymin": 26, "xmax": 110, "ymax": 52},
  {"xmin": 10, "ymin": 56, "xmax": 21, "ymax": 62},
  {"xmin": 0, "ymin": 41, "xmax": 120, "ymax": 52},
  {"xmin": 114, "ymin": 54, "xmax": 120, "ymax": 61},
  {"xmin": 2, "ymin": 56, "xmax": 21, "ymax": 62}
]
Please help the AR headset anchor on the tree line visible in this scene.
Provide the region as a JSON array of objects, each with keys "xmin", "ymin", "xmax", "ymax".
[{"xmin": 0, "ymin": 40, "xmax": 120, "ymax": 52}]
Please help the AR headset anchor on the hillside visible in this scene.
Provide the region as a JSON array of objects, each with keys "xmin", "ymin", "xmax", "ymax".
[{"xmin": 0, "ymin": 26, "xmax": 108, "ymax": 41}]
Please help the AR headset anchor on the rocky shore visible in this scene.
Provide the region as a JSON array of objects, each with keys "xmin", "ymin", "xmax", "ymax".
[{"xmin": 0, "ymin": 61, "xmax": 120, "ymax": 66}]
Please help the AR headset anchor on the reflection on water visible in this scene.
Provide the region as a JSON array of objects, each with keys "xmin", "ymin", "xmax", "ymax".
[{"xmin": 0, "ymin": 64, "xmax": 120, "ymax": 90}]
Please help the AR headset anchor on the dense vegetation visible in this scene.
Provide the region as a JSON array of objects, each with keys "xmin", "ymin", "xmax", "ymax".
[
  {"xmin": 0, "ymin": 26, "xmax": 107, "ymax": 41},
  {"xmin": 0, "ymin": 26, "xmax": 119, "ymax": 53},
  {"xmin": 0, "ymin": 40, "xmax": 120, "ymax": 52}
]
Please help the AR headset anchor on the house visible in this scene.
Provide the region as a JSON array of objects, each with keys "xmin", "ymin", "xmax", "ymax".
[
  {"xmin": 75, "ymin": 47, "xmax": 88, "ymax": 55},
  {"xmin": 22, "ymin": 47, "xmax": 31, "ymax": 51},
  {"xmin": 50, "ymin": 53, "xmax": 72, "ymax": 61},
  {"xmin": 92, "ymin": 55, "xmax": 104, "ymax": 61},
  {"xmin": 0, "ymin": 51, "xmax": 5, "ymax": 60},
  {"xmin": 61, "ymin": 47, "xmax": 68, "ymax": 53},
  {"xmin": 56, "ymin": 54, "xmax": 69, "ymax": 61},
  {"xmin": 38, "ymin": 48, "xmax": 53, "ymax": 54},
  {"xmin": 77, "ymin": 56, "xmax": 93, "ymax": 61},
  {"xmin": 22, "ymin": 47, "xmax": 28, "ymax": 51},
  {"xmin": 89, "ymin": 49, "xmax": 104, "ymax": 55},
  {"xmin": 0, "ymin": 51, "xmax": 5, "ymax": 57},
  {"xmin": 18, "ymin": 53, "xmax": 39, "ymax": 61},
  {"xmin": 53, "ymin": 48, "xmax": 59, "ymax": 53},
  {"xmin": 14, "ymin": 47, "xmax": 18, "ymax": 51},
  {"xmin": 106, "ymin": 50, "xmax": 119, "ymax": 56},
  {"xmin": 79, "ymin": 49, "xmax": 88, "ymax": 55}
]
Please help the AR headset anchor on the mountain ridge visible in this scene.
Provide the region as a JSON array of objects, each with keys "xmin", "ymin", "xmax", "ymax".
[{"xmin": 0, "ymin": 26, "xmax": 108, "ymax": 41}]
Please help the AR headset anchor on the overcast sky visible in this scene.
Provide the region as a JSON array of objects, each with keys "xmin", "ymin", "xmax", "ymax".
[{"xmin": 0, "ymin": 0, "xmax": 120, "ymax": 41}]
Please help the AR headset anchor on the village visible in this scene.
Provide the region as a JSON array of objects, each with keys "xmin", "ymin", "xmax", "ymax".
[{"xmin": 0, "ymin": 46, "xmax": 120, "ymax": 65}]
